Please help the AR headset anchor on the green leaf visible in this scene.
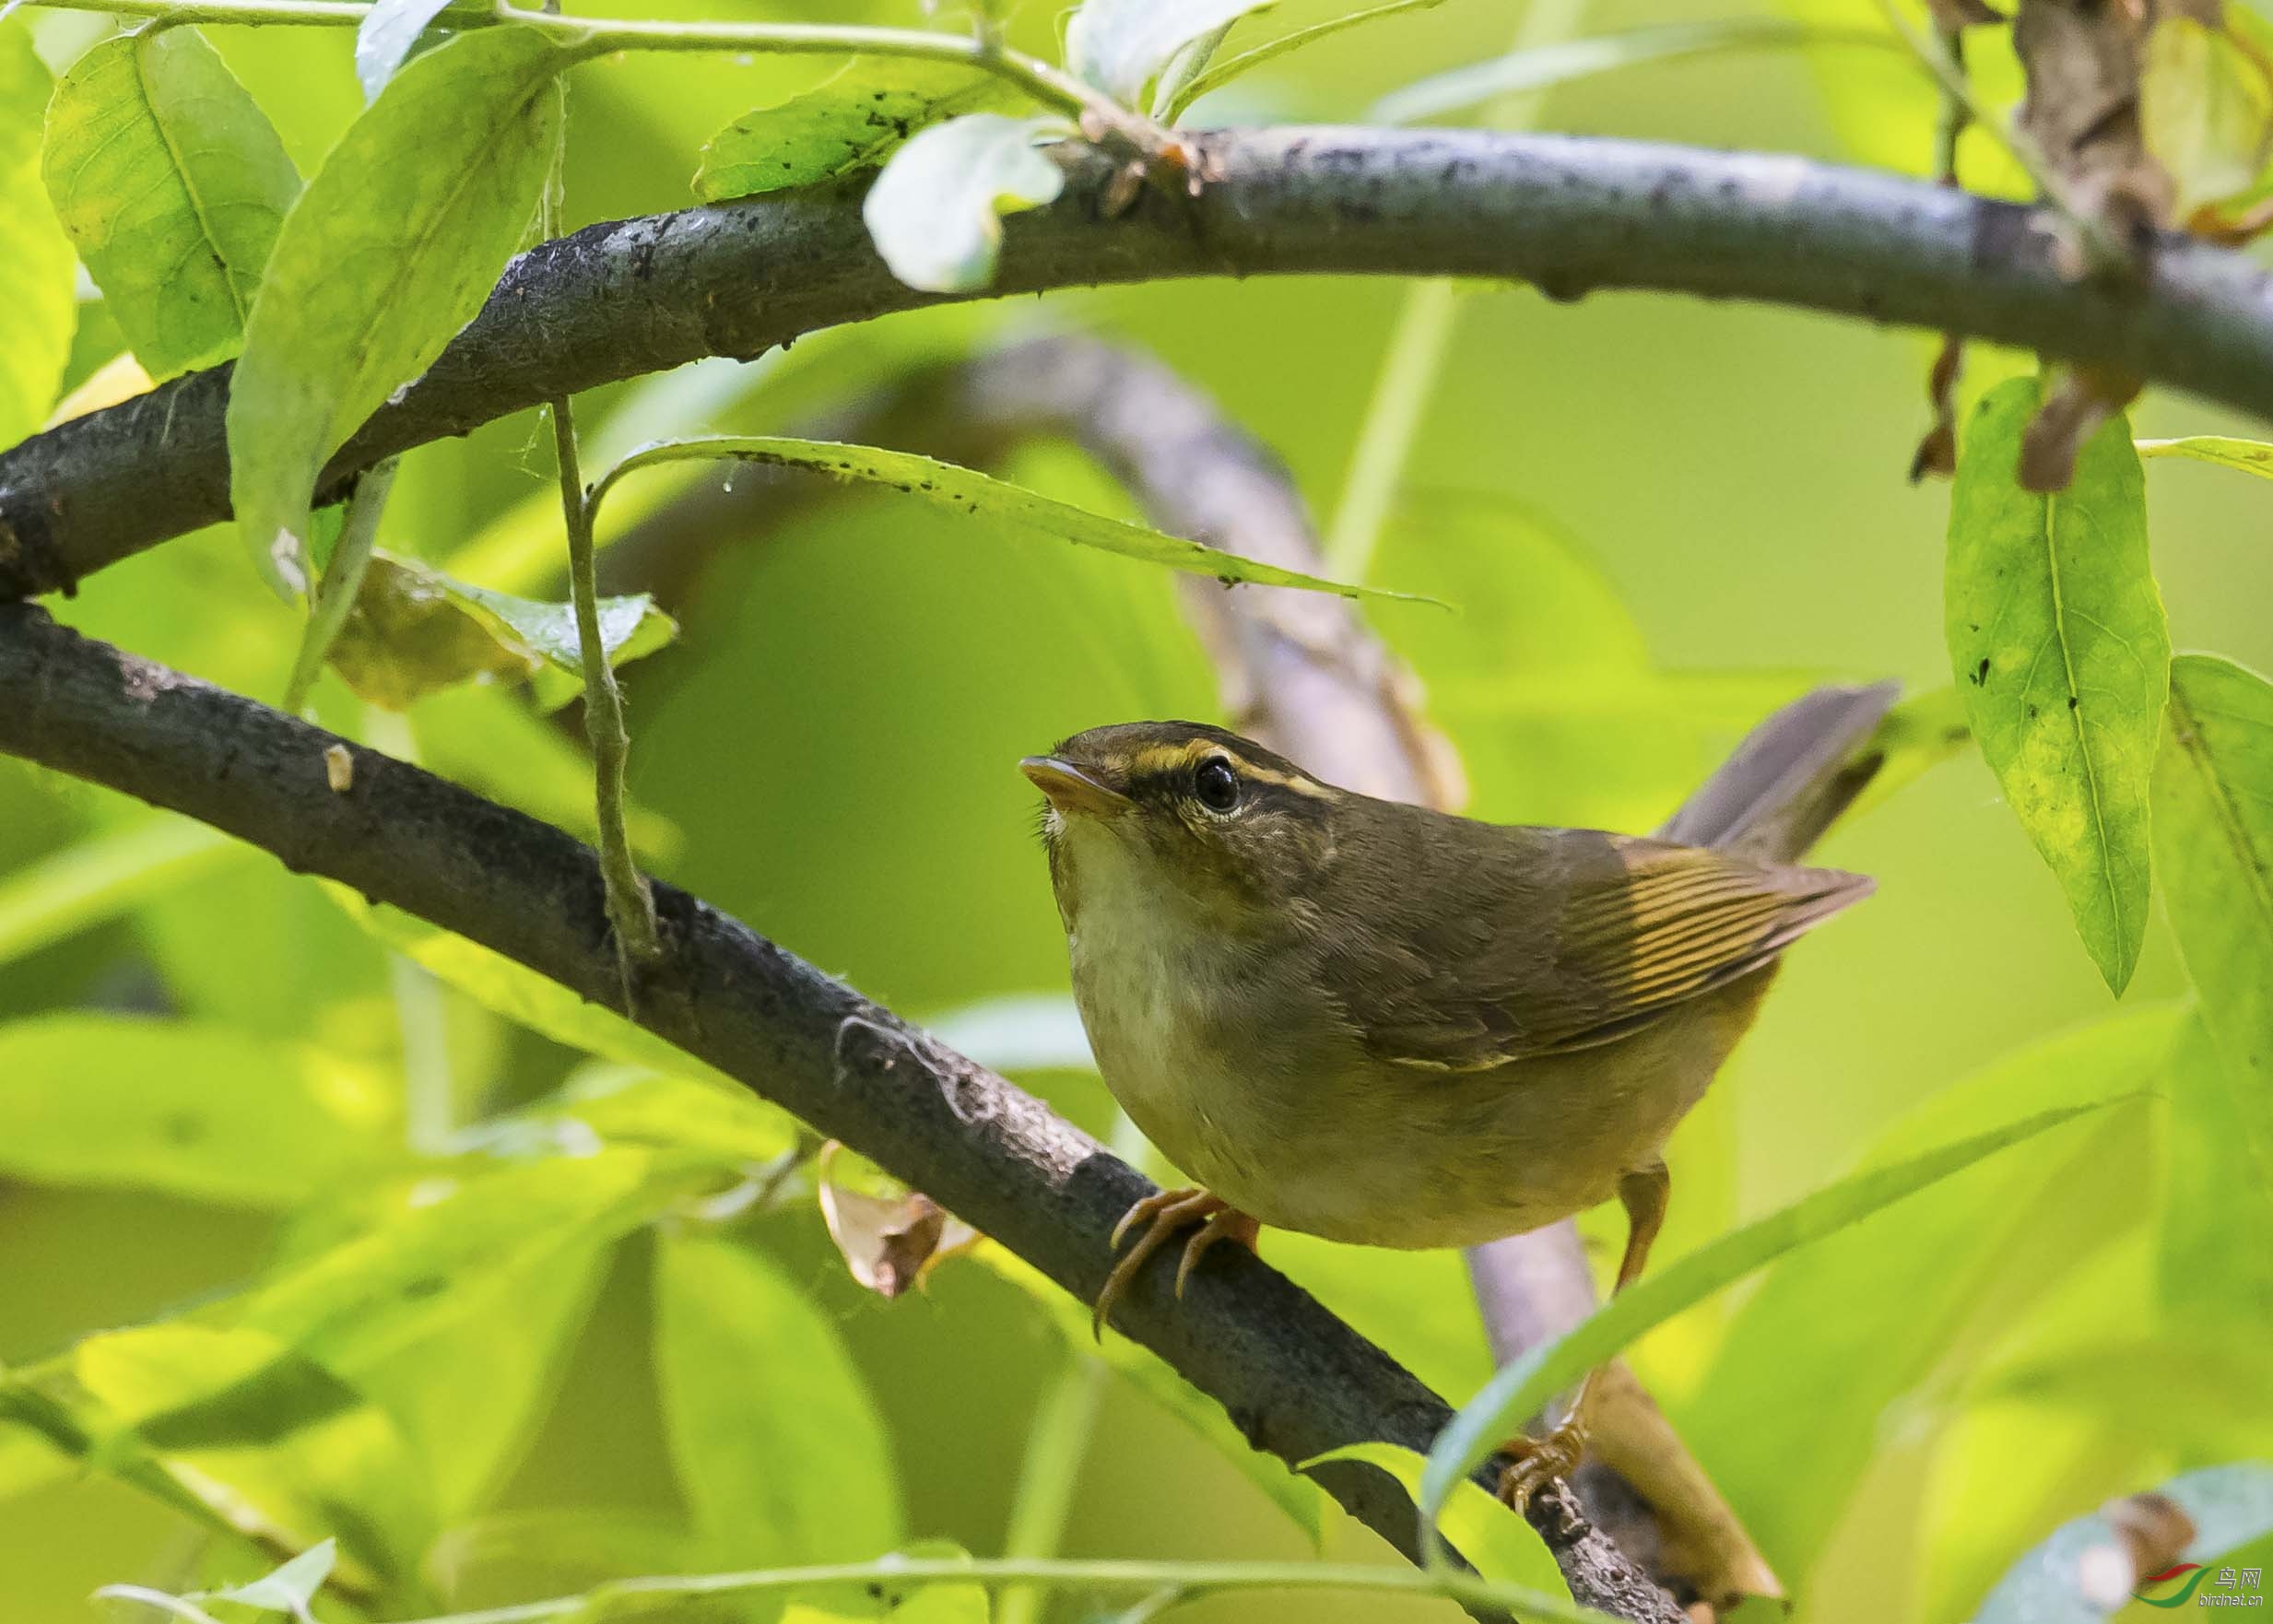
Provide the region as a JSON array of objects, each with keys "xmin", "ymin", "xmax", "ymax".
[
  {"xmin": 0, "ymin": 18, "xmax": 77, "ymax": 451},
  {"xmin": 324, "ymin": 552, "xmax": 677, "ymax": 711},
  {"xmin": 2137, "ymin": 435, "xmax": 2273, "ymax": 478},
  {"xmin": 1419, "ymin": 1094, "xmax": 2132, "ymax": 1535},
  {"xmin": 228, "ymin": 1152, "xmax": 673, "ymax": 1362},
  {"xmin": 227, "ymin": 27, "xmax": 566, "ymax": 595},
  {"xmin": 0, "ymin": 1014, "xmax": 395, "ymax": 1207},
  {"xmin": 521, "ymin": 1067, "xmax": 801, "ymax": 1165},
  {"xmin": 325, "ymin": 890, "xmax": 766, "ymax": 1099},
  {"xmin": 2159, "ymin": 1009, "xmax": 2273, "ymax": 1329},
  {"xmin": 966, "ymin": 1242, "xmax": 1332, "ymax": 1548},
  {"xmin": 860, "ymin": 113, "xmax": 1068, "ymax": 294},
  {"xmin": 1065, "ymin": 0, "xmax": 1276, "ymax": 105},
  {"xmin": 0, "ymin": 817, "xmax": 238, "ymax": 969},
  {"xmin": 347, "ymin": 1242, "xmax": 604, "ymax": 1520},
  {"xmin": 1167, "ymin": 0, "xmax": 1448, "ymax": 117},
  {"xmin": 1371, "ymin": 19, "xmax": 1889, "ymax": 125},
  {"xmin": 42, "ymin": 29, "xmax": 301, "ymax": 380},
  {"xmin": 1684, "ymin": 1005, "xmax": 2178, "ymax": 1572},
  {"xmin": 592, "ymin": 437, "xmax": 1428, "ymax": 605},
  {"xmin": 1845, "ymin": 683, "xmax": 1973, "ymax": 820},
  {"xmin": 654, "ymin": 1232, "xmax": 903, "ymax": 1564},
  {"xmin": 69, "ymin": 1324, "xmax": 433, "ymax": 1595},
  {"xmin": 2153, "ymin": 655, "xmax": 2273, "ymax": 1324},
  {"xmin": 695, "ymin": 57, "xmax": 1022, "ymax": 204},
  {"xmin": 1946, "ymin": 376, "xmax": 2168, "ymax": 995},
  {"xmin": 1301, "ymin": 1442, "xmax": 1570, "ymax": 1600},
  {"xmin": 1969, "ymin": 1464, "xmax": 2273, "ymax": 1623}
]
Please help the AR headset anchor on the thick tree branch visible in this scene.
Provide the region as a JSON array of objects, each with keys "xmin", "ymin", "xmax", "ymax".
[
  {"xmin": 0, "ymin": 602, "xmax": 1675, "ymax": 1619},
  {"xmin": 9, "ymin": 125, "xmax": 2273, "ymax": 598}
]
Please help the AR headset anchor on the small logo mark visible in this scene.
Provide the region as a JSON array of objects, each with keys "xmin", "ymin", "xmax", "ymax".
[{"xmin": 2137, "ymin": 1565, "xmax": 2213, "ymax": 1608}]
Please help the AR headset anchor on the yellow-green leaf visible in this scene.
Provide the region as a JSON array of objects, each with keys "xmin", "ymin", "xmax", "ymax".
[
  {"xmin": 42, "ymin": 29, "xmax": 300, "ymax": 379},
  {"xmin": 1946, "ymin": 377, "xmax": 2169, "ymax": 994},
  {"xmin": 2137, "ymin": 435, "xmax": 2273, "ymax": 478},
  {"xmin": 227, "ymin": 27, "xmax": 566, "ymax": 595},
  {"xmin": 592, "ymin": 436, "xmax": 1429, "ymax": 605},
  {"xmin": 695, "ymin": 57, "xmax": 1020, "ymax": 203},
  {"xmin": 0, "ymin": 18, "xmax": 76, "ymax": 451},
  {"xmin": 2153, "ymin": 654, "xmax": 2273, "ymax": 1325}
]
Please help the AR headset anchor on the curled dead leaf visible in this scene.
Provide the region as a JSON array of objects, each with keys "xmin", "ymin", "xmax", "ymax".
[
  {"xmin": 817, "ymin": 1141, "xmax": 979, "ymax": 1298},
  {"xmin": 1911, "ymin": 334, "xmax": 1968, "ymax": 482}
]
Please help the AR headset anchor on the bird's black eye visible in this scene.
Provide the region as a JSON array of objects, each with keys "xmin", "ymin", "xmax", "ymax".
[{"xmin": 1194, "ymin": 757, "xmax": 1240, "ymax": 814}]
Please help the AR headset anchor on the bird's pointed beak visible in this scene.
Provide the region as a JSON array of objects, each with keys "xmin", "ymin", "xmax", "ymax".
[{"xmin": 1020, "ymin": 755, "xmax": 1133, "ymax": 818}]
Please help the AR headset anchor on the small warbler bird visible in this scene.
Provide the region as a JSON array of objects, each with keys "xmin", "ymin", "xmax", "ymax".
[{"xmin": 1022, "ymin": 687, "xmax": 1890, "ymax": 1506}]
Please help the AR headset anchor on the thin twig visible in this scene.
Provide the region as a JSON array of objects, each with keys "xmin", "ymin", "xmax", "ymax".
[
  {"xmin": 281, "ymin": 1552, "xmax": 1614, "ymax": 1624},
  {"xmin": 550, "ymin": 396, "xmax": 659, "ymax": 982},
  {"xmin": 280, "ymin": 456, "xmax": 395, "ymax": 714}
]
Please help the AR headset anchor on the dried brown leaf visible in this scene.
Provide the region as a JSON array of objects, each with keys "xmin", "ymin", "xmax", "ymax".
[
  {"xmin": 1911, "ymin": 333, "xmax": 1968, "ymax": 482},
  {"xmin": 816, "ymin": 1142, "xmax": 977, "ymax": 1298}
]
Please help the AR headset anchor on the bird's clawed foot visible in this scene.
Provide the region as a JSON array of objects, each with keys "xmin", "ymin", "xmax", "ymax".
[
  {"xmin": 1091, "ymin": 1186, "xmax": 1259, "ymax": 1337},
  {"xmin": 1496, "ymin": 1417, "xmax": 1589, "ymax": 1517}
]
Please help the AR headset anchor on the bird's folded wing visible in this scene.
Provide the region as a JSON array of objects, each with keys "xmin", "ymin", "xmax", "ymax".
[{"xmin": 1347, "ymin": 836, "xmax": 1872, "ymax": 1071}]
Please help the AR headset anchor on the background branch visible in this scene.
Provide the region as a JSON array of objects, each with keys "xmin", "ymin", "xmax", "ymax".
[
  {"xmin": 9, "ymin": 126, "xmax": 2273, "ymax": 598},
  {"xmin": 0, "ymin": 602, "xmax": 1675, "ymax": 1621},
  {"xmin": 597, "ymin": 335, "xmax": 1771, "ymax": 1616}
]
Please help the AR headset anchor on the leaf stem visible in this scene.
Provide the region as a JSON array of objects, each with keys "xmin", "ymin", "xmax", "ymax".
[
  {"xmin": 363, "ymin": 1553, "xmax": 1615, "ymax": 1624},
  {"xmin": 281, "ymin": 456, "xmax": 395, "ymax": 714},
  {"xmin": 551, "ymin": 395, "xmax": 659, "ymax": 981},
  {"xmin": 22, "ymin": 0, "xmax": 1151, "ymax": 142}
]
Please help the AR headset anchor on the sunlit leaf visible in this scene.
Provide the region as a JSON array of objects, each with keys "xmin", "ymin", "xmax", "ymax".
[
  {"xmin": 1372, "ymin": 19, "xmax": 1890, "ymax": 125},
  {"xmin": 227, "ymin": 27, "xmax": 566, "ymax": 594},
  {"xmin": 328, "ymin": 886, "xmax": 772, "ymax": 1110},
  {"xmin": 654, "ymin": 1231, "xmax": 902, "ymax": 1563},
  {"xmin": 592, "ymin": 437, "xmax": 1427, "ymax": 604},
  {"xmin": 1969, "ymin": 1465, "xmax": 2273, "ymax": 1623},
  {"xmin": 861, "ymin": 113, "xmax": 1069, "ymax": 294},
  {"xmin": 2152, "ymin": 655, "xmax": 2273, "ymax": 1325},
  {"xmin": 42, "ymin": 29, "xmax": 300, "ymax": 379},
  {"xmin": 0, "ymin": 818, "xmax": 237, "ymax": 968},
  {"xmin": 2141, "ymin": 15, "xmax": 2273, "ymax": 216},
  {"xmin": 965, "ymin": 1242, "xmax": 1331, "ymax": 1548},
  {"xmin": 1065, "ymin": 0, "xmax": 1275, "ymax": 105},
  {"xmin": 696, "ymin": 57, "xmax": 1021, "ymax": 203},
  {"xmin": 0, "ymin": 18, "xmax": 76, "ymax": 452},
  {"xmin": 2137, "ymin": 435, "xmax": 2273, "ymax": 478},
  {"xmin": 463, "ymin": 1065, "xmax": 799, "ymax": 1171},
  {"xmin": 0, "ymin": 1014, "xmax": 394, "ymax": 1206},
  {"xmin": 1684, "ymin": 1006, "xmax": 2178, "ymax": 1572},
  {"xmin": 1422, "ymin": 1095, "xmax": 2131, "ymax": 1531},
  {"xmin": 360, "ymin": 1241, "xmax": 605, "ymax": 1520},
  {"xmin": 2161, "ymin": 1007, "xmax": 2273, "ymax": 1327},
  {"xmin": 1302, "ymin": 1442, "xmax": 1570, "ymax": 1599},
  {"xmin": 1946, "ymin": 376, "xmax": 2168, "ymax": 995},
  {"xmin": 73, "ymin": 1324, "xmax": 432, "ymax": 1595}
]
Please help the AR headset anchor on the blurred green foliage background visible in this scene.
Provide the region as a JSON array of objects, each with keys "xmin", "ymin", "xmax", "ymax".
[{"xmin": 4, "ymin": 1, "xmax": 2271, "ymax": 1620}]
